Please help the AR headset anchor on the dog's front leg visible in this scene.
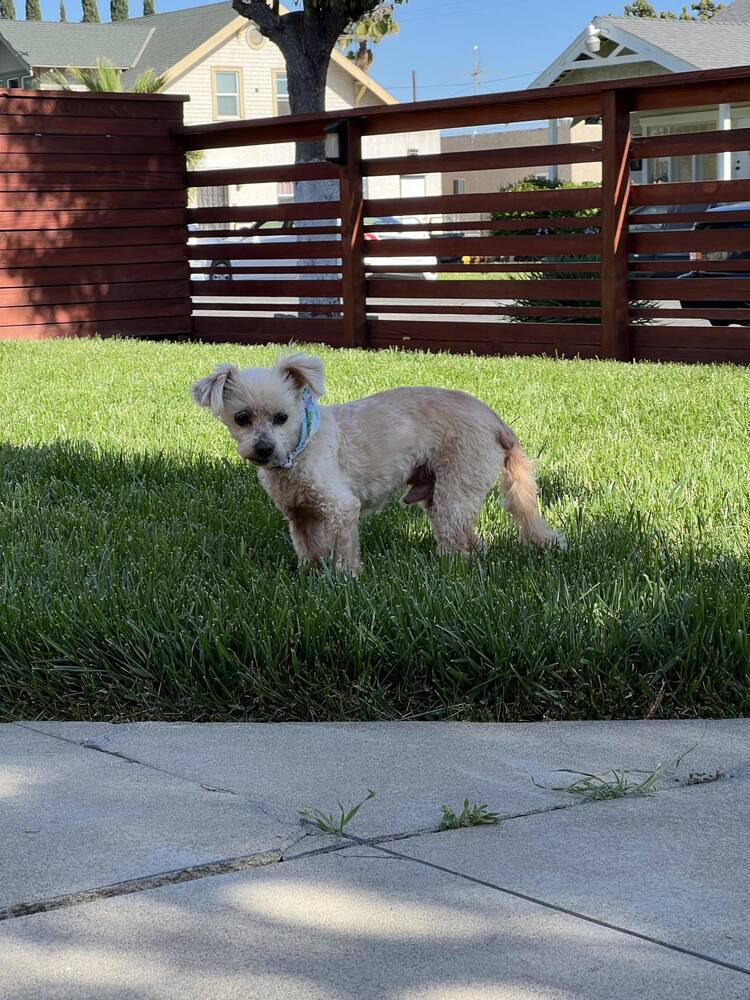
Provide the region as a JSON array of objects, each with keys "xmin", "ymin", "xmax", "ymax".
[
  {"xmin": 287, "ymin": 510, "xmax": 330, "ymax": 569},
  {"xmin": 328, "ymin": 495, "xmax": 361, "ymax": 575}
]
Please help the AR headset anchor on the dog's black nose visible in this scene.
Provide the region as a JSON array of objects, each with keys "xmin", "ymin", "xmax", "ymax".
[{"xmin": 254, "ymin": 441, "xmax": 274, "ymax": 464}]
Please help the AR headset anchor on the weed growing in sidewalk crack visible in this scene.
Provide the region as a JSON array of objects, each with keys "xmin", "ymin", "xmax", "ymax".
[
  {"xmin": 299, "ymin": 789, "xmax": 375, "ymax": 837},
  {"xmin": 533, "ymin": 744, "xmax": 707, "ymax": 802},
  {"xmin": 438, "ymin": 800, "xmax": 500, "ymax": 831}
]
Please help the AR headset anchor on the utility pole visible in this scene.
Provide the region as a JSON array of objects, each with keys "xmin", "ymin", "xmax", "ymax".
[
  {"xmin": 470, "ymin": 45, "xmax": 481, "ymax": 96},
  {"xmin": 412, "ymin": 69, "xmax": 417, "ymax": 102}
]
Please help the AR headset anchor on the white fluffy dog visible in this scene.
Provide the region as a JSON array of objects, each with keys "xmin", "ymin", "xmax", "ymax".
[{"xmin": 192, "ymin": 352, "xmax": 565, "ymax": 573}]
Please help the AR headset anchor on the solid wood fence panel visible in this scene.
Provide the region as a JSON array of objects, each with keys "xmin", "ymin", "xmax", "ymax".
[{"xmin": 0, "ymin": 88, "xmax": 191, "ymax": 342}]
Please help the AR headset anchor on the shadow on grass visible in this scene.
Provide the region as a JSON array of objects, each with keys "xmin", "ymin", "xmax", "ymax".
[{"xmin": 1, "ymin": 440, "xmax": 748, "ymax": 723}]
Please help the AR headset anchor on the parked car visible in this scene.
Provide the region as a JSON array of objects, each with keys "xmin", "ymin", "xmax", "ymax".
[
  {"xmin": 629, "ymin": 203, "xmax": 700, "ymax": 278},
  {"xmin": 678, "ymin": 201, "xmax": 750, "ymax": 326},
  {"xmin": 198, "ymin": 216, "xmax": 438, "ymax": 281}
]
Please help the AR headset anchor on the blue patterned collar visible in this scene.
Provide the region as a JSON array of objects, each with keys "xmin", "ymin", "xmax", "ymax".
[{"xmin": 272, "ymin": 387, "xmax": 320, "ymax": 470}]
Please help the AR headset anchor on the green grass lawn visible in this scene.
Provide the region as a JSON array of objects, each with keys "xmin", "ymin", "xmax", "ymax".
[{"xmin": 1, "ymin": 338, "xmax": 748, "ymax": 723}]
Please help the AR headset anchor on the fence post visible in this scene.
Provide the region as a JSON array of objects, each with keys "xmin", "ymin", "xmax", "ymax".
[
  {"xmin": 339, "ymin": 119, "xmax": 368, "ymax": 348},
  {"xmin": 600, "ymin": 89, "xmax": 632, "ymax": 361}
]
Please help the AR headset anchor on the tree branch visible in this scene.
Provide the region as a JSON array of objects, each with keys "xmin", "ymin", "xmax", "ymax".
[{"xmin": 232, "ymin": 0, "xmax": 283, "ymax": 39}]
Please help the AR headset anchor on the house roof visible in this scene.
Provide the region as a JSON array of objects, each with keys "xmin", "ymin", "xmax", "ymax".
[
  {"xmin": 595, "ymin": 15, "xmax": 750, "ymax": 71},
  {"xmin": 713, "ymin": 0, "xmax": 750, "ymax": 20},
  {"xmin": 0, "ymin": 20, "xmax": 152, "ymax": 70},
  {"xmin": 121, "ymin": 1, "xmax": 242, "ymax": 86},
  {"xmin": 530, "ymin": 2, "xmax": 750, "ymax": 89}
]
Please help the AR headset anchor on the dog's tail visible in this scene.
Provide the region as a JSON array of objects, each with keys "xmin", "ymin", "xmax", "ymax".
[{"xmin": 497, "ymin": 424, "xmax": 566, "ymax": 550}]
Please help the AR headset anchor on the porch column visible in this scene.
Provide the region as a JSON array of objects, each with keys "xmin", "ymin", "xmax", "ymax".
[
  {"xmin": 548, "ymin": 118, "xmax": 559, "ymax": 182},
  {"xmin": 718, "ymin": 103, "xmax": 732, "ymax": 181}
]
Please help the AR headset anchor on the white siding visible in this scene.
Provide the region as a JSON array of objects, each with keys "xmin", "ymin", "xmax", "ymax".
[{"xmin": 166, "ymin": 30, "xmax": 440, "ymax": 212}]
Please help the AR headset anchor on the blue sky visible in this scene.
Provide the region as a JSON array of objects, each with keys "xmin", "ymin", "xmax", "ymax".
[{"xmin": 29, "ymin": 0, "xmax": 698, "ymax": 98}]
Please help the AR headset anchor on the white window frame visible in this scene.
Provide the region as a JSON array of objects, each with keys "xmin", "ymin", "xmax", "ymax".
[{"xmin": 212, "ymin": 68, "xmax": 243, "ymax": 121}]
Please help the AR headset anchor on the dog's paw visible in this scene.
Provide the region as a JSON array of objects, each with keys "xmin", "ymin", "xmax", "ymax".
[{"xmin": 547, "ymin": 531, "xmax": 568, "ymax": 552}]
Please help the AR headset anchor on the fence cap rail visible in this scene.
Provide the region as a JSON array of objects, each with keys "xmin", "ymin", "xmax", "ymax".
[
  {"xmin": 0, "ymin": 87, "xmax": 187, "ymax": 102},
  {"xmin": 174, "ymin": 62, "xmax": 750, "ymax": 149}
]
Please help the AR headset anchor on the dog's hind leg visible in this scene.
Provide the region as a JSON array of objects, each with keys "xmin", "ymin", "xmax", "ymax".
[{"xmin": 423, "ymin": 463, "xmax": 492, "ymax": 558}]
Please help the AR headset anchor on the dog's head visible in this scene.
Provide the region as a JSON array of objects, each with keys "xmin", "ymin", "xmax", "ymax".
[{"xmin": 191, "ymin": 352, "xmax": 325, "ymax": 468}]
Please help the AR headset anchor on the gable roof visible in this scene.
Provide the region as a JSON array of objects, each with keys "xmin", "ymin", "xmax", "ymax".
[
  {"xmin": 0, "ymin": 20, "xmax": 152, "ymax": 70},
  {"xmin": 713, "ymin": 0, "xmax": 750, "ymax": 20},
  {"xmin": 530, "ymin": 8, "xmax": 750, "ymax": 89},
  {"xmin": 599, "ymin": 15, "xmax": 750, "ymax": 70}
]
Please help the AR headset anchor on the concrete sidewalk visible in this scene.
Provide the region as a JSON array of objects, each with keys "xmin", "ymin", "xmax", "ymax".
[{"xmin": 2, "ymin": 720, "xmax": 748, "ymax": 999}]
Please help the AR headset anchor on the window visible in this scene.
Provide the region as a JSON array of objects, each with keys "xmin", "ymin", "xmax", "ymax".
[
  {"xmin": 400, "ymin": 175, "xmax": 426, "ymax": 199},
  {"xmin": 274, "ymin": 70, "xmax": 290, "ymax": 116},
  {"xmin": 452, "ymin": 179, "xmax": 466, "ymax": 196},
  {"xmin": 197, "ymin": 185, "xmax": 229, "ymax": 208},
  {"xmin": 212, "ymin": 69, "xmax": 242, "ymax": 120}
]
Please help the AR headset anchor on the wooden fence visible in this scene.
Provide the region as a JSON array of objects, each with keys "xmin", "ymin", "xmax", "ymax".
[
  {"xmin": 0, "ymin": 88, "xmax": 191, "ymax": 341},
  {"xmin": 2, "ymin": 69, "xmax": 750, "ymax": 361},
  {"xmin": 180, "ymin": 64, "xmax": 750, "ymax": 364}
]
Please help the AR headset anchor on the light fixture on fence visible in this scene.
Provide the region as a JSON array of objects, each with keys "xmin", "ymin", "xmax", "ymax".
[{"xmin": 324, "ymin": 121, "xmax": 348, "ymax": 165}]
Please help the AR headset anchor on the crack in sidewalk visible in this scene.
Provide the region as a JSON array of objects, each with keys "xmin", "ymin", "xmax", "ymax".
[
  {"xmin": 352, "ymin": 835, "xmax": 750, "ymax": 979},
  {"xmin": 12, "ymin": 722, "xmax": 291, "ymax": 825},
  {"xmin": 0, "ymin": 848, "xmax": 283, "ymax": 922}
]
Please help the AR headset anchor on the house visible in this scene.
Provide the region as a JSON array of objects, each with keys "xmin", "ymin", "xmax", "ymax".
[
  {"xmin": 0, "ymin": 2, "xmax": 441, "ymax": 210},
  {"xmin": 530, "ymin": 0, "xmax": 750, "ymax": 185}
]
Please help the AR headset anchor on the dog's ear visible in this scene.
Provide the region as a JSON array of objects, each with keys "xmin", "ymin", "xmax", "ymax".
[
  {"xmin": 274, "ymin": 352, "xmax": 325, "ymax": 398},
  {"xmin": 191, "ymin": 363, "xmax": 238, "ymax": 415}
]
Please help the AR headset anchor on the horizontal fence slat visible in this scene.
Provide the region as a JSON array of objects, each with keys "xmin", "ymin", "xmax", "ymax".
[
  {"xmin": 367, "ymin": 319, "xmax": 601, "ymax": 345},
  {"xmin": 629, "ymin": 259, "xmax": 750, "ymax": 273},
  {"xmin": 0, "ymin": 297, "xmax": 191, "ymax": 326},
  {"xmin": 630, "ymin": 209, "xmax": 750, "ymax": 226},
  {"xmin": 0, "ymin": 113, "xmax": 182, "ymax": 137},
  {"xmin": 191, "ymin": 315, "xmax": 347, "ymax": 344},
  {"xmin": 0, "ymin": 227, "xmax": 188, "ymax": 251},
  {"xmin": 190, "ymin": 264, "xmax": 342, "ymax": 275},
  {"xmin": 632, "ymin": 325, "xmax": 750, "ymax": 349},
  {"xmin": 187, "ymin": 241, "xmax": 341, "ymax": 261},
  {"xmin": 0, "ymin": 209, "xmax": 187, "ymax": 232},
  {"xmin": 192, "ymin": 279, "xmax": 341, "ymax": 296},
  {"xmin": 187, "ymin": 161, "xmax": 339, "ymax": 187},
  {"xmin": 366, "ymin": 188, "xmax": 603, "ymax": 219},
  {"xmin": 0, "ymin": 190, "xmax": 186, "ymax": 211},
  {"xmin": 629, "ymin": 178, "xmax": 750, "ymax": 207},
  {"xmin": 0, "ymin": 93, "xmax": 184, "ymax": 119},
  {"xmin": 0, "ymin": 134, "xmax": 183, "ymax": 155},
  {"xmin": 188, "ymin": 202, "xmax": 343, "ymax": 225},
  {"xmin": 361, "ymin": 303, "xmax": 601, "ymax": 317},
  {"xmin": 0, "ymin": 153, "xmax": 186, "ymax": 174},
  {"xmin": 365, "ymin": 235, "xmax": 600, "ymax": 257},
  {"xmin": 632, "ymin": 278, "xmax": 750, "ymax": 299},
  {"xmin": 0, "ymin": 261, "xmax": 188, "ymax": 288},
  {"xmin": 364, "ymin": 142, "xmax": 602, "ymax": 179},
  {"xmin": 631, "ymin": 306, "xmax": 750, "ymax": 320},
  {"xmin": 630, "ymin": 230, "xmax": 750, "ymax": 253},
  {"xmin": 1, "ymin": 245, "xmax": 187, "ymax": 269},
  {"xmin": 366, "ymin": 278, "xmax": 600, "ymax": 299},
  {"xmin": 0, "ymin": 171, "xmax": 186, "ymax": 193},
  {"xmin": 0, "ymin": 280, "xmax": 189, "ymax": 308},
  {"xmin": 633, "ymin": 127, "xmax": 750, "ymax": 159}
]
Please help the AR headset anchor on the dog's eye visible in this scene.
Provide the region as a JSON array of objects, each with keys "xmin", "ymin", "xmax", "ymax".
[
  {"xmin": 273, "ymin": 412, "xmax": 288, "ymax": 426},
  {"xmin": 234, "ymin": 411, "xmax": 252, "ymax": 427}
]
